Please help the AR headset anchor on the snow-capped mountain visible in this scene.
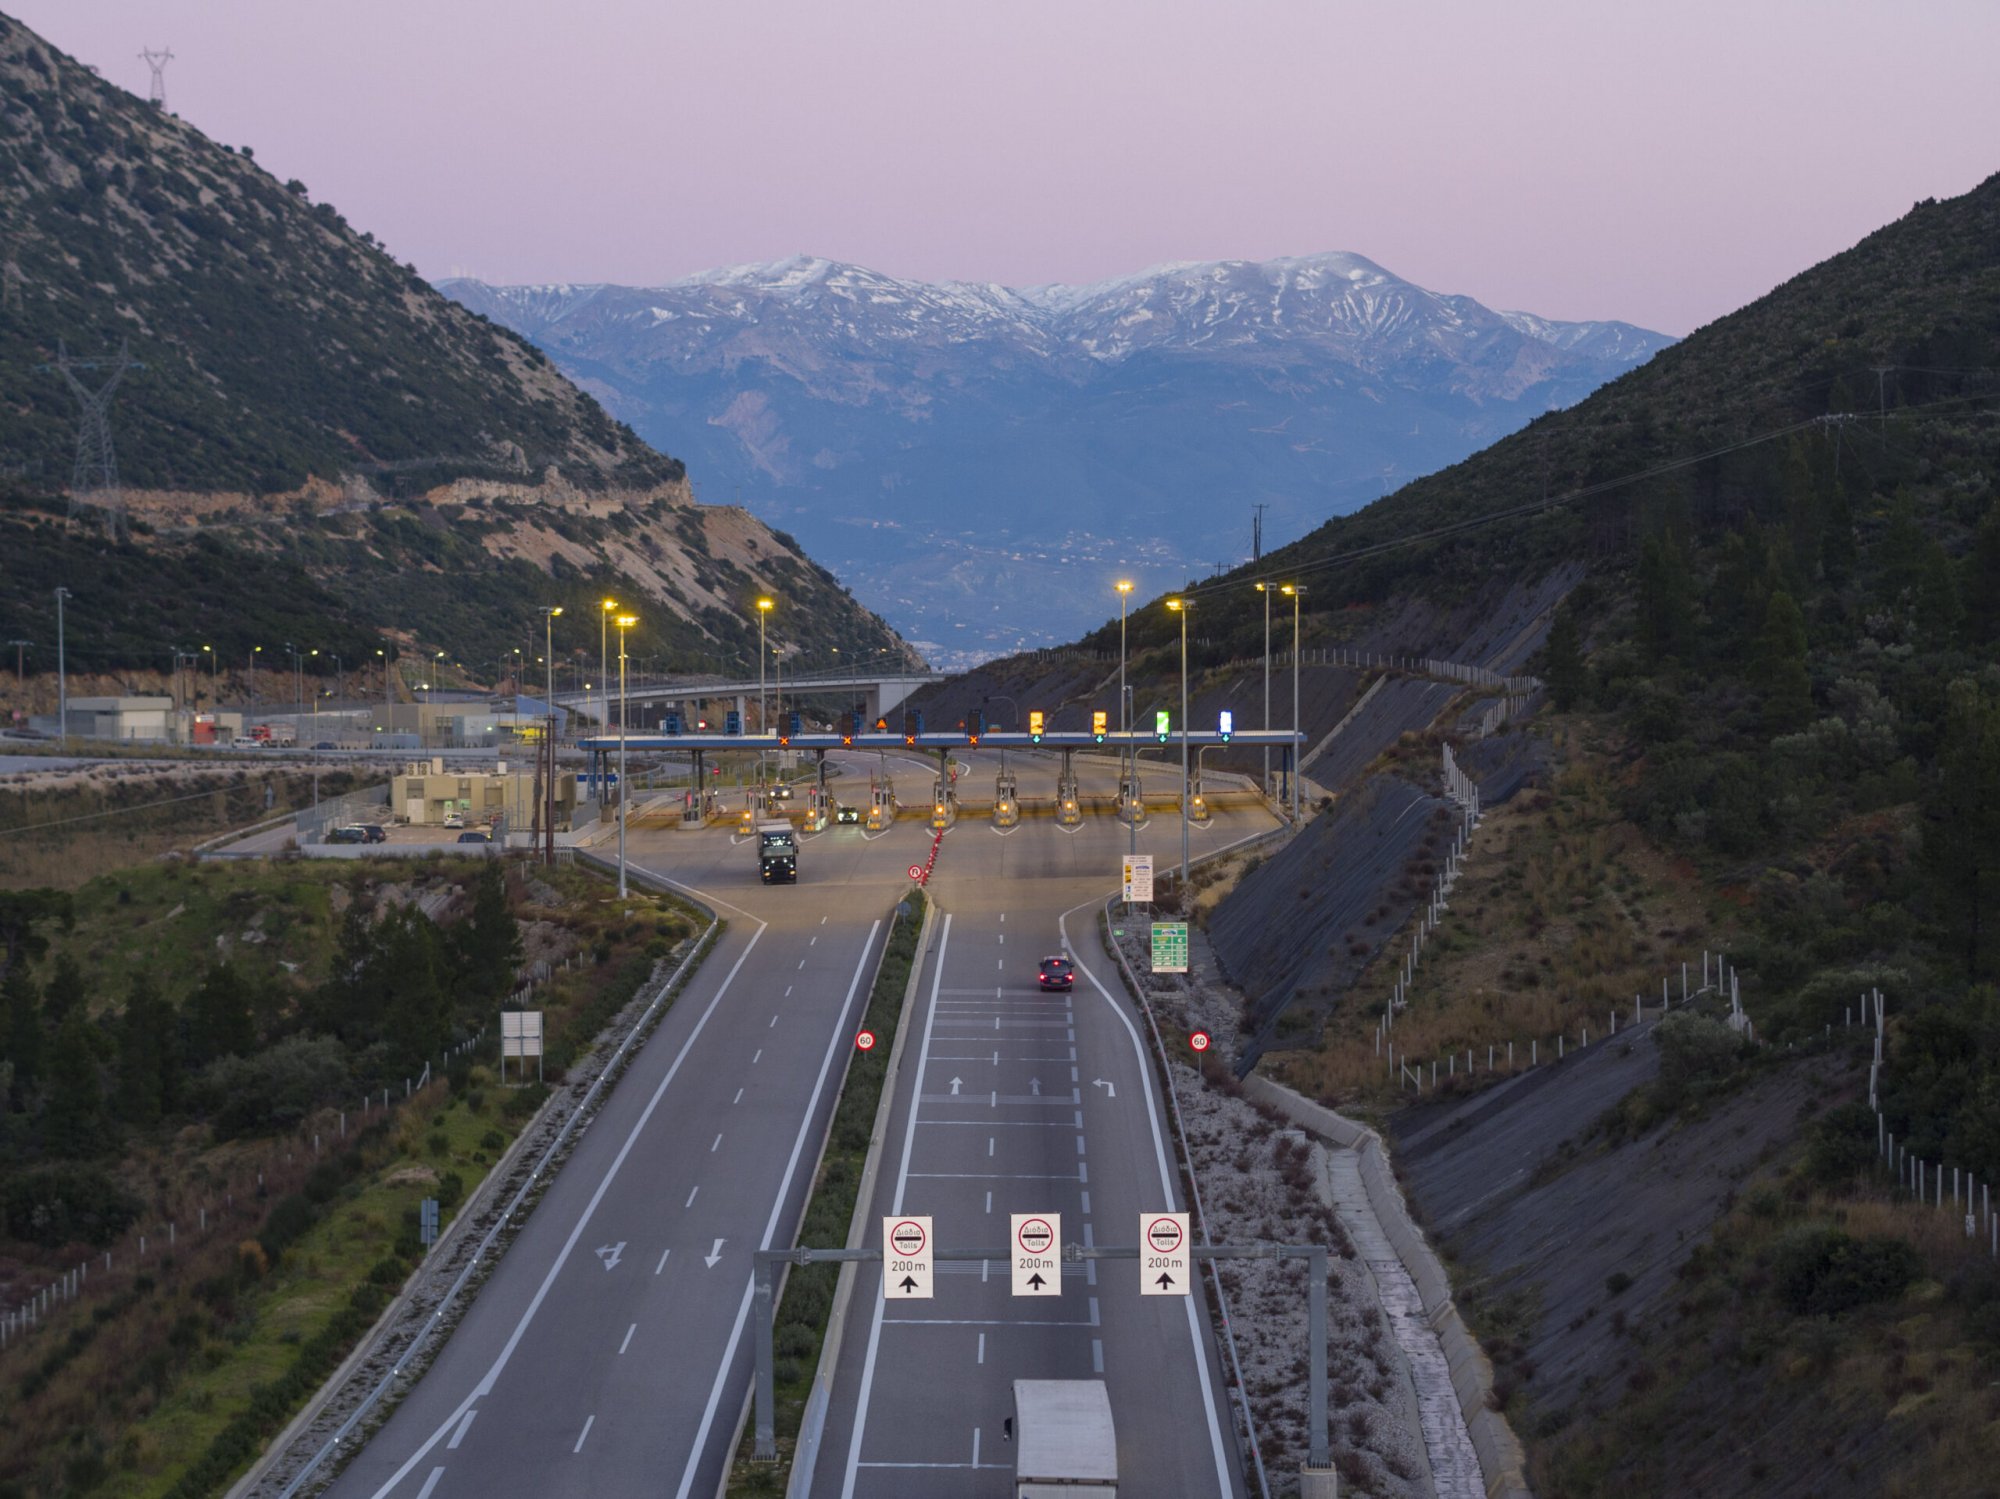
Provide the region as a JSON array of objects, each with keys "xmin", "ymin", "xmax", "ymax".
[{"xmin": 443, "ymin": 255, "xmax": 1671, "ymax": 665}]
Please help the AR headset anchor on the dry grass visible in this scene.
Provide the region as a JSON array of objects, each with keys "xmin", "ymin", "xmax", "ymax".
[{"xmin": 1266, "ymin": 726, "xmax": 1727, "ymax": 1109}]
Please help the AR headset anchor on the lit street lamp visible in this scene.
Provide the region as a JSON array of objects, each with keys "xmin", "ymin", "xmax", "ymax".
[
  {"xmin": 1282, "ymin": 584, "xmax": 1307, "ymax": 823},
  {"xmin": 1255, "ymin": 581, "xmax": 1275, "ymax": 801},
  {"xmin": 600, "ymin": 598, "xmax": 618, "ymax": 737},
  {"xmin": 1166, "ymin": 597, "xmax": 1193, "ymax": 899},
  {"xmin": 1116, "ymin": 579, "xmax": 1134, "ymax": 846},
  {"xmin": 616, "ymin": 612, "xmax": 638, "ymax": 897}
]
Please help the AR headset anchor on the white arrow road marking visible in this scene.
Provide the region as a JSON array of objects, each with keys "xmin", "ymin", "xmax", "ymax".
[
  {"xmin": 595, "ymin": 1241, "xmax": 625, "ymax": 1271},
  {"xmin": 948, "ymin": 1077, "xmax": 963, "ymax": 1095},
  {"xmin": 1093, "ymin": 1079, "xmax": 1116, "ymax": 1098},
  {"xmin": 1030, "ymin": 1078, "xmax": 1041, "ymax": 1096},
  {"xmin": 704, "ymin": 1238, "xmax": 725, "ymax": 1268}
]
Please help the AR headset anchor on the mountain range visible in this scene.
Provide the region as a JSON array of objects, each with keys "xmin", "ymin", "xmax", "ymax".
[{"xmin": 443, "ymin": 255, "xmax": 1673, "ymax": 666}]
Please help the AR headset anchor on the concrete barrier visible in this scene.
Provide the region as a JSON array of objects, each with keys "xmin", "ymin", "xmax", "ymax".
[{"xmin": 1243, "ymin": 1074, "xmax": 1533, "ymax": 1499}]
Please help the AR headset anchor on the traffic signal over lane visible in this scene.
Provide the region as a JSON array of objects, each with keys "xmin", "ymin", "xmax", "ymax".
[
  {"xmin": 1029, "ymin": 710, "xmax": 1044, "ymax": 743},
  {"xmin": 1155, "ymin": 709, "xmax": 1170, "ymax": 742},
  {"xmin": 1092, "ymin": 710, "xmax": 1107, "ymax": 742}
]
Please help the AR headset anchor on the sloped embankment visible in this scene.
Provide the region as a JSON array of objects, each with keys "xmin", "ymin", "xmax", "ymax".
[
  {"xmin": 1392, "ymin": 1027, "xmax": 1841, "ymax": 1422},
  {"xmin": 1210, "ymin": 777, "xmax": 1459, "ymax": 1069}
]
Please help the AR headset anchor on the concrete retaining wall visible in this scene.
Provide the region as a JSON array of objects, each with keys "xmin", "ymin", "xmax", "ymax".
[{"xmin": 1242, "ymin": 1074, "xmax": 1533, "ymax": 1499}]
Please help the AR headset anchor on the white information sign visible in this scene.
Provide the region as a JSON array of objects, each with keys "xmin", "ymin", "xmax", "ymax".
[
  {"xmin": 1122, "ymin": 853, "xmax": 1154, "ymax": 903},
  {"xmin": 500, "ymin": 1010, "xmax": 544, "ymax": 1058},
  {"xmin": 1010, "ymin": 1213, "xmax": 1062, "ymax": 1297},
  {"xmin": 882, "ymin": 1215, "xmax": 934, "ymax": 1299},
  {"xmin": 1141, "ymin": 1212, "xmax": 1191, "ymax": 1296}
]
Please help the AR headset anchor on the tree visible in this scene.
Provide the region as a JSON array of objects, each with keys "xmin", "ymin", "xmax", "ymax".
[
  {"xmin": 1927, "ymin": 678, "xmax": 2000, "ymax": 979},
  {"xmin": 117, "ymin": 972, "xmax": 177, "ymax": 1128},
  {"xmin": 0, "ymin": 889, "xmax": 72, "ymax": 978},
  {"xmin": 1755, "ymin": 590, "xmax": 1813, "ymax": 736},
  {"xmin": 1, "ymin": 966, "xmax": 43, "ymax": 1092},
  {"xmin": 453, "ymin": 862, "xmax": 522, "ymax": 1004},
  {"xmin": 44, "ymin": 1009, "xmax": 104, "ymax": 1156},
  {"xmin": 40, "ymin": 952, "xmax": 86, "ymax": 1028},
  {"xmin": 1541, "ymin": 602, "xmax": 1586, "ymax": 711},
  {"xmin": 185, "ymin": 961, "xmax": 256, "ymax": 1067},
  {"xmin": 1637, "ymin": 534, "xmax": 1696, "ymax": 667},
  {"xmin": 1779, "ymin": 436, "xmax": 1821, "ymax": 584},
  {"xmin": 380, "ymin": 907, "xmax": 449, "ymax": 1069},
  {"xmin": 1967, "ymin": 503, "xmax": 2000, "ymax": 644}
]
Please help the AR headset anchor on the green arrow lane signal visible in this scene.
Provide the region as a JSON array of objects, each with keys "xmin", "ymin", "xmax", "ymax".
[{"xmin": 1155, "ymin": 709, "xmax": 1170, "ymax": 742}]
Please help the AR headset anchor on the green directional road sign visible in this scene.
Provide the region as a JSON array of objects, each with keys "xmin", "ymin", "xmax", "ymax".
[{"xmin": 1150, "ymin": 921, "xmax": 1189, "ymax": 974}]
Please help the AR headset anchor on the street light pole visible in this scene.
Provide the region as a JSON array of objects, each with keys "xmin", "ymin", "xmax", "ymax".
[
  {"xmin": 1168, "ymin": 597, "xmax": 1192, "ymax": 900},
  {"xmin": 1257, "ymin": 581, "xmax": 1273, "ymax": 801},
  {"xmin": 542, "ymin": 605, "xmax": 563, "ymax": 867},
  {"xmin": 616, "ymin": 613, "xmax": 638, "ymax": 897},
  {"xmin": 1283, "ymin": 584, "xmax": 1307, "ymax": 823},
  {"xmin": 54, "ymin": 587, "xmax": 70, "ymax": 748},
  {"xmin": 756, "ymin": 596, "xmax": 774, "ymax": 784},
  {"xmin": 1116, "ymin": 580, "xmax": 1134, "ymax": 844},
  {"xmin": 600, "ymin": 598, "xmax": 617, "ymax": 738}
]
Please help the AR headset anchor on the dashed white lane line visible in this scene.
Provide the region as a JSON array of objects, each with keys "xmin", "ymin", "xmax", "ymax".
[
  {"xmin": 753, "ymin": 1049, "xmax": 762, "ymax": 1064},
  {"xmin": 786, "ymin": 986, "xmax": 793, "ymax": 998},
  {"xmin": 811, "ymin": 936, "xmax": 818, "ymax": 945},
  {"xmin": 1093, "ymin": 1339, "xmax": 1104, "ymax": 1373},
  {"xmin": 620, "ymin": 1322, "xmax": 637, "ymax": 1354},
  {"xmin": 447, "ymin": 1410, "xmax": 477, "ymax": 1449},
  {"xmin": 1081, "ymin": 1190, "xmax": 1091, "ymax": 1214},
  {"xmin": 573, "ymin": 1415, "xmax": 595, "ymax": 1453},
  {"xmin": 987, "ymin": 1137, "xmax": 995, "ymax": 1157},
  {"xmin": 771, "ymin": 1014, "xmax": 780, "ymax": 1028},
  {"xmin": 656, "ymin": 1248, "xmax": 671, "ymax": 1275},
  {"xmin": 977, "ymin": 1332, "xmax": 985, "ymax": 1364},
  {"xmin": 416, "ymin": 1468, "xmax": 445, "ymax": 1499},
  {"xmin": 799, "ymin": 959, "xmax": 806, "ymax": 969},
  {"xmin": 733, "ymin": 1088, "xmax": 744, "ymax": 1104},
  {"xmin": 711, "ymin": 1133, "xmax": 724, "ymax": 1152},
  {"xmin": 984, "ymin": 1190, "xmax": 992, "ymax": 1213},
  {"xmin": 685, "ymin": 1185, "xmax": 699, "ymax": 1208}
]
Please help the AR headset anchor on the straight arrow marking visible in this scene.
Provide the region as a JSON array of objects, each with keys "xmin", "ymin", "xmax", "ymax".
[{"xmin": 704, "ymin": 1239, "xmax": 725, "ymax": 1268}]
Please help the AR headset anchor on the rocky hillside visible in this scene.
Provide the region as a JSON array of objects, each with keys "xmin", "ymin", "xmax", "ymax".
[
  {"xmin": 443, "ymin": 255, "xmax": 1670, "ymax": 665},
  {"xmin": 0, "ymin": 11, "xmax": 913, "ymax": 674}
]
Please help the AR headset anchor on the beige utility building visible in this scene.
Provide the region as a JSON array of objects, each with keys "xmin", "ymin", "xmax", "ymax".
[{"xmin": 396, "ymin": 760, "xmax": 580, "ymax": 830}]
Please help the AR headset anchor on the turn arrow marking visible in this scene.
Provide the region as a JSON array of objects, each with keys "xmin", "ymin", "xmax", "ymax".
[{"xmin": 1093, "ymin": 1079, "xmax": 1116, "ymax": 1098}]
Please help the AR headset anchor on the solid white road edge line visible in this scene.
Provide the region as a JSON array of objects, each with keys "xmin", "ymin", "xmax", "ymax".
[
  {"xmin": 840, "ymin": 913, "xmax": 953, "ymax": 1499},
  {"xmin": 356, "ymin": 918, "xmax": 770, "ymax": 1499},
  {"xmin": 670, "ymin": 918, "xmax": 886, "ymax": 1499},
  {"xmin": 1063, "ymin": 896, "xmax": 1235, "ymax": 1499}
]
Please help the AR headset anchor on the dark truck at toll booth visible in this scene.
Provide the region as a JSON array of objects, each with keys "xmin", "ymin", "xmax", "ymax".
[{"xmin": 757, "ymin": 820, "xmax": 797, "ymax": 884}]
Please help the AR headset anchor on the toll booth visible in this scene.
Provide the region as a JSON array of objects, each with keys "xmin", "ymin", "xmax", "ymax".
[
  {"xmin": 1056, "ymin": 750, "xmax": 1083, "ymax": 829},
  {"xmin": 1117, "ymin": 771, "xmax": 1145, "ymax": 827},
  {"xmin": 994, "ymin": 770, "xmax": 1020, "ymax": 829},
  {"xmin": 930, "ymin": 775, "xmax": 955, "ymax": 832},
  {"xmin": 737, "ymin": 795, "xmax": 756, "ymax": 836},
  {"xmin": 867, "ymin": 777, "xmax": 894, "ymax": 832},
  {"xmin": 1186, "ymin": 769, "xmax": 1211, "ymax": 824},
  {"xmin": 802, "ymin": 778, "xmax": 829, "ymax": 833}
]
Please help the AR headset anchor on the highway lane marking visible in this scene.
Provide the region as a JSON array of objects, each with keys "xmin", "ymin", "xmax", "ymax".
[
  {"xmin": 842, "ymin": 913, "xmax": 954, "ymax": 1499},
  {"xmin": 799, "ymin": 960, "xmax": 806, "ymax": 969},
  {"xmin": 984, "ymin": 1190, "xmax": 992, "ymax": 1213},
  {"xmin": 771, "ymin": 1014, "xmax": 780, "ymax": 1027},
  {"xmin": 733, "ymin": 1088, "xmax": 744, "ymax": 1104},
  {"xmin": 1081, "ymin": 1190, "xmax": 1091, "ymax": 1214},
  {"xmin": 1076, "ymin": 1136, "xmax": 1087, "ymax": 1154},
  {"xmin": 677, "ymin": 919, "xmax": 889, "ymax": 1499},
  {"xmin": 351, "ymin": 916, "xmax": 772, "ymax": 1499},
  {"xmin": 573, "ymin": 1415, "xmax": 595, "ymax": 1453},
  {"xmin": 811, "ymin": 936, "xmax": 818, "ymax": 945},
  {"xmin": 753, "ymin": 1049, "xmax": 762, "ymax": 1064},
  {"xmin": 987, "ymin": 1137, "xmax": 994, "ymax": 1156},
  {"xmin": 822, "ymin": 916, "xmax": 828, "ymax": 924},
  {"xmin": 1062, "ymin": 899, "xmax": 1235, "ymax": 1498},
  {"xmin": 1089, "ymin": 1296, "xmax": 1100, "ymax": 1326},
  {"xmin": 882, "ymin": 1315, "xmax": 1097, "ymax": 1327},
  {"xmin": 908, "ymin": 1170, "xmax": 1082, "ymax": 1180},
  {"xmin": 620, "ymin": 1323, "xmax": 637, "ymax": 1354},
  {"xmin": 786, "ymin": 986, "xmax": 793, "ymax": 998},
  {"xmin": 997, "ymin": 934, "xmax": 1004, "ymax": 944},
  {"xmin": 711, "ymin": 1133, "xmax": 723, "ymax": 1152},
  {"xmin": 977, "ymin": 1333, "xmax": 985, "ymax": 1363},
  {"xmin": 972, "ymin": 1428, "xmax": 981, "ymax": 1467},
  {"xmin": 1093, "ymin": 1339, "xmax": 1105, "ymax": 1373},
  {"xmin": 447, "ymin": 1410, "xmax": 476, "ymax": 1449},
  {"xmin": 656, "ymin": 1248, "xmax": 671, "ymax": 1274},
  {"xmin": 856, "ymin": 1462, "xmax": 1013, "ymax": 1470},
  {"xmin": 685, "ymin": 1186, "xmax": 699, "ymax": 1207},
  {"xmin": 996, "ymin": 959, "xmax": 1003, "ymax": 971},
  {"xmin": 416, "ymin": 1469, "xmax": 444, "ymax": 1499},
  {"xmin": 1078, "ymin": 1161, "xmax": 1087, "ymax": 1182},
  {"xmin": 1071, "ymin": 1066, "xmax": 1079, "ymax": 1082}
]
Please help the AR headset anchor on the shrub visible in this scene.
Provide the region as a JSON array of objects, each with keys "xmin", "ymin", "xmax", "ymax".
[
  {"xmin": 1802, "ymin": 1102, "xmax": 1880, "ymax": 1186},
  {"xmin": 257, "ymin": 1193, "xmax": 320, "ymax": 1261},
  {"xmin": 1771, "ymin": 1225, "xmax": 1920, "ymax": 1316},
  {"xmin": 201, "ymin": 1035, "xmax": 353, "ymax": 1138},
  {"xmin": 0, "ymin": 1164, "xmax": 140, "ymax": 1247},
  {"xmin": 1654, "ymin": 1011, "xmax": 1744, "ymax": 1096}
]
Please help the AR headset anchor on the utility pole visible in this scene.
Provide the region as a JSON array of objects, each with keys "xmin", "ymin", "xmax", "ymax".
[
  {"xmin": 54, "ymin": 588, "xmax": 70, "ymax": 748},
  {"xmin": 6, "ymin": 640, "xmax": 28, "ymax": 690},
  {"xmin": 40, "ymin": 342, "xmax": 143, "ymax": 536},
  {"xmin": 138, "ymin": 46, "xmax": 174, "ymax": 109},
  {"xmin": 1252, "ymin": 503, "xmax": 1267, "ymax": 564}
]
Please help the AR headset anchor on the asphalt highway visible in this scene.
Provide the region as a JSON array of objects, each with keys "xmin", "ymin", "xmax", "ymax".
[{"xmin": 320, "ymin": 745, "xmax": 1272, "ymax": 1498}]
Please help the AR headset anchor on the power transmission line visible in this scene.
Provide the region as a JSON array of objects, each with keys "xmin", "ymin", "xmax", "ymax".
[
  {"xmin": 138, "ymin": 46, "xmax": 173, "ymax": 109},
  {"xmin": 36, "ymin": 340, "xmax": 144, "ymax": 536}
]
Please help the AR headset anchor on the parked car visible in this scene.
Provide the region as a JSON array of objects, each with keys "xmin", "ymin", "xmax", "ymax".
[
  {"xmin": 361, "ymin": 824, "xmax": 387, "ymax": 844},
  {"xmin": 443, "ymin": 811, "xmax": 465, "ymax": 829},
  {"xmin": 325, "ymin": 825, "xmax": 366, "ymax": 845},
  {"xmin": 455, "ymin": 829, "xmax": 492, "ymax": 844},
  {"xmin": 313, "ymin": 741, "xmax": 337, "ymax": 751},
  {"xmin": 1037, "ymin": 955, "xmax": 1076, "ymax": 991}
]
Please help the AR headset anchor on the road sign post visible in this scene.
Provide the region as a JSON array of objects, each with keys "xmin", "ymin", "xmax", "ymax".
[
  {"xmin": 1011, "ymin": 1213, "xmax": 1061, "ymax": 1296},
  {"xmin": 1122, "ymin": 853, "xmax": 1153, "ymax": 904},
  {"xmin": 1141, "ymin": 1212, "xmax": 1190, "ymax": 1295},
  {"xmin": 1150, "ymin": 921, "xmax": 1189, "ymax": 974},
  {"xmin": 883, "ymin": 1216, "xmax": 933, "ymax": 1299}
]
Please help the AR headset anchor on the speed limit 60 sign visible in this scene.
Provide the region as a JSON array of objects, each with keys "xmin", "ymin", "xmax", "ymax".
[
  {"xmin": 882, "ymin": 1216, "xmax": 933, "ymax": 1299},
  {"xmin": 1141, "ymin": 1212, "xmax": 1191, "ymax": 1296}
]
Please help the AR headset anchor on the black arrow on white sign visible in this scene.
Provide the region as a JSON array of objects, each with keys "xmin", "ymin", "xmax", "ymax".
[
  {"xmin": 898, "ymin": 1275, "xmax": 920, "ymax": 1294},
  {"xmin": 1155, "ymin": 1272, "xmax": 1176, "ymax": 1291}
]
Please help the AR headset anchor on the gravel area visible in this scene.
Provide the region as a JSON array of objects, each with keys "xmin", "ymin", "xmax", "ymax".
[{"xmin": 1106, "ymin": 916, "xmax": 1433, "ymax": 1498}]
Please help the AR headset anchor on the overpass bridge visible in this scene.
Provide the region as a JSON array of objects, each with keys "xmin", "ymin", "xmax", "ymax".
[{"xmin": 553, "ymin": 668, "xmax": 942, "ymax": 727}]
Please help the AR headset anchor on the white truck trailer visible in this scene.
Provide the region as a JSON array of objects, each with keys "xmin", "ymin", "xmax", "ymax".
[{"xmin": 1012, "ymin": 1379, "xmax": 1118, "ymax": 1495}]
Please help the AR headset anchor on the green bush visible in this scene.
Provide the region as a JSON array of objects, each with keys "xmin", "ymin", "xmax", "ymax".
[
  {"xmin": 1802, "ymin": 1102, "xmax": 1880, "ymax": 1186},
  {"xmin": 0, "ymin": 1165, "xmax": 140, "ymax": 1247},
  {"xmin": 1771, "ymin": 1225, "xmax": 1920, "ymax": 1316},
  {"xmin": 1654, "ymin": 1011, "xmax": 1745, "ymax": 1096},
  {"xmin": 256, "ymin": 1193, "xmax": 319, "ymax": 1261}
]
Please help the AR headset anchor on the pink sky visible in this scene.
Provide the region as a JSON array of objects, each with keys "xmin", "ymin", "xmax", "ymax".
[{"xmin": 15, "ymin": 0, "xmax": 1998, "ymax": 335}]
